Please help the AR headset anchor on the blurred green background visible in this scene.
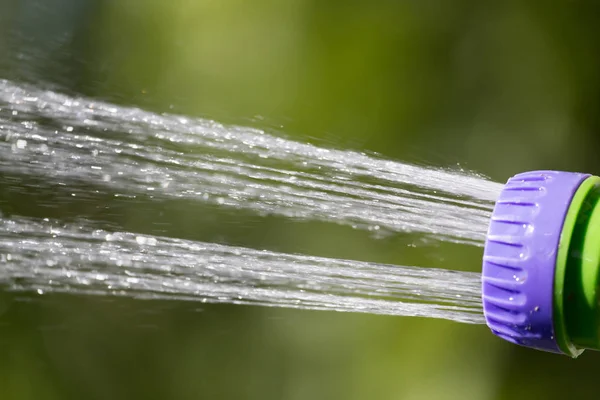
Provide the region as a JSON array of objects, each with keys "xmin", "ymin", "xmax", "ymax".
[{"xmin": 1, "ymin": 1, "xmax": 600, "ymax": 399}]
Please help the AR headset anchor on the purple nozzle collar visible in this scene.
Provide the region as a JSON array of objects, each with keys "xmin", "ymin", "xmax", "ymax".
[{"xmin": 482, "ymin": 171, "xmax": 589, "ymax": 353}]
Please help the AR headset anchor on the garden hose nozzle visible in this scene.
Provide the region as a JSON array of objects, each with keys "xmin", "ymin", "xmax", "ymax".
[{"xmin": 482, "ymin": 171, "xmax": 600, "ymax": 357}]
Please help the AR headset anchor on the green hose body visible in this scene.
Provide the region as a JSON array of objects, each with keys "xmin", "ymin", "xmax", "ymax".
[{"xmin": 554, "ymin": 175, "xmax": 600, "ymax": 357}]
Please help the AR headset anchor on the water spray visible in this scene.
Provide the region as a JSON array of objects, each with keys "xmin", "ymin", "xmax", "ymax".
[{"xmin": 483, "ymin": 170, "xmax": 600, "ymax": 357}]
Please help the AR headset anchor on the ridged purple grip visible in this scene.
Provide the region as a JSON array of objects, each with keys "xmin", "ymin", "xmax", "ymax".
[{"xmin": 482, "ymin": 171, "xmax": 589, "ymax": 353}]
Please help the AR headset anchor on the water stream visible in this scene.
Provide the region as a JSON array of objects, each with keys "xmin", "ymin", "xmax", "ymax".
[
  {"xmin": 0, "ymin": 79, "xmax": 500, "ymax": 324},
  {"xmin": 0, "ymin": 215, "xmax": 484, "ymax": 324}
]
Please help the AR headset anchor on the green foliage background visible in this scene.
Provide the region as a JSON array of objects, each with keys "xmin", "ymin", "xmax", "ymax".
[{"xmin": 1, "ymin": 1, "xmax": 600, "ymax": 399}]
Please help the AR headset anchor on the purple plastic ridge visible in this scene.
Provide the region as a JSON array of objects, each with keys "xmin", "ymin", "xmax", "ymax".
[{"xmin": 482, "ymin": 170, "xmax": 589, "ymax": 353}]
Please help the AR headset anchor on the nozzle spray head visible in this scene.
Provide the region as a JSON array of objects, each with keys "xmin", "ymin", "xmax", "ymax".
[{"xmin": 482, "ymin": 170, "xmax": 600, "ymax": 357}]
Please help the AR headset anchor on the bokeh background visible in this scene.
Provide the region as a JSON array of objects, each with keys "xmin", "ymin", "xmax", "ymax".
[{"xmin": 1, "ymin": 1, "xmax": 600, "ymax": 399}]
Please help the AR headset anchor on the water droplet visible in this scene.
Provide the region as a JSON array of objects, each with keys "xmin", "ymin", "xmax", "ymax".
[
  {"xmin": 134, "ymin": 236, "xmax": 156, "ymax": 246},
  {"xmin": 16, "ymin": 139, "xmax": 27, "ymax": 149},
  {"xmin": 66, "ymin": 126, "xmax": 73, "ymax": 132},
  {"xmin": 37, "ymin": 289, "xmax": 44, "ymax": 295}
]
